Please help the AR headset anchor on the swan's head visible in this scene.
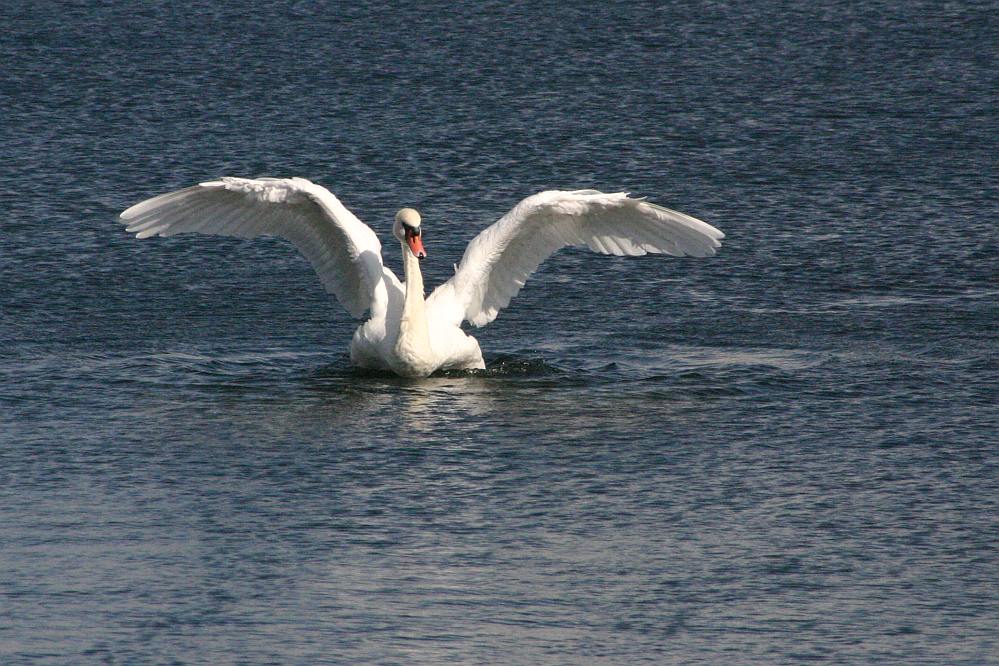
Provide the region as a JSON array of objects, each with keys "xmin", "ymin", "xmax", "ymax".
[{"xmin": 393, "ymin": 208, "xmax": 426, "ymax": 259}]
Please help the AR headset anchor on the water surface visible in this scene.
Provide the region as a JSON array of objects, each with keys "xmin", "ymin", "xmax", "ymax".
[{"xmin": 2, "ymin": 1, "xmax": 996, "ymax": 663}]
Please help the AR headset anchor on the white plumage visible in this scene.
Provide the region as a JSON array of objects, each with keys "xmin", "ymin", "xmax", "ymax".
[{"xmin": 120, "ymin": 178, "xmax": 724, "ymax": 377}]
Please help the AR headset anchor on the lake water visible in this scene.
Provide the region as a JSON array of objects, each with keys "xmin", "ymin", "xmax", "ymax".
[{"xmin": 2, "ymin": 1, "xmax": 996, "ymax": 663}]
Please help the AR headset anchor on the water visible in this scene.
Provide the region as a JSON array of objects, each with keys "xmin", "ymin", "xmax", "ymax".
[{"xmin": 2, "ymin": 1, "xmax": 996, "ymax": 663}]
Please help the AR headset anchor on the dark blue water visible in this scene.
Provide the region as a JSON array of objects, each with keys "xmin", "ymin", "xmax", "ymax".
[{"xmin": 2, "ymin": 1, "xmax": 997, "ymax": 663}]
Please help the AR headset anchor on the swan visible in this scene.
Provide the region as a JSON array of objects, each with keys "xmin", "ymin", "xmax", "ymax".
[{"xmin": 119, "ymin": 177, "xmax": 724, "ymax": 377}]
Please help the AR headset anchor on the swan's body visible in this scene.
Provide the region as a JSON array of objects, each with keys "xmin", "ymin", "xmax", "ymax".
[{"xmin": 120, "ymin": 178, "xmax": 723, "ymax": 377}]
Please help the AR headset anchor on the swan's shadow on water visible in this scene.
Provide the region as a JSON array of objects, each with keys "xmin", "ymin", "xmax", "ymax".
[
  {"xmin": 290, "ymin": 352, "xmax": 593, "ymax": 428},
  {"xmin": 279, "ymin": 353, "xmax": 576, "ymax": 435},
  {"xmin": 306, "ymin": 352, "xmax": 567, "ymax": 386}
]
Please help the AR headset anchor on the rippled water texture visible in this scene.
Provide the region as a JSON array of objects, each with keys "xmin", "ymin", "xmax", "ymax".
[{"xmin": 2, "ymin": 1, "xmax": 996, "ymax": 663}]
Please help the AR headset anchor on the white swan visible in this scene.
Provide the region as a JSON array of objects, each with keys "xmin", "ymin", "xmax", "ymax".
[{"xmin": 119, "ymin": 177, "xmax": 724, "ymax": 377}]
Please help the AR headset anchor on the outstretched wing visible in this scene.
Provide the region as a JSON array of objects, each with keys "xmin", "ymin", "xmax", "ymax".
[
  {"xmin": 119, "ymin": 177, "xmax": 396, "ymax": 318},
  {"xmin": 427, "ymin": 189, "xmax": 724, "ymax": 327}
]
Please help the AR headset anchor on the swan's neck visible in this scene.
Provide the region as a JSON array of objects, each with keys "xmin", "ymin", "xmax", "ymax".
[{"xmin": 395, "ymin": 244, "xmax": 432, "ymax": 368}]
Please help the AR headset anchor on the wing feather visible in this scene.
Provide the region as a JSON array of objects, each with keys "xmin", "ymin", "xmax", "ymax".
[
  {"xmin": 119, "ymin": 177, "xmax": 396, "ymax": 318},
  {"xmin": 427, "ymin": 190, "xmax": 723, "ymax": 327}
]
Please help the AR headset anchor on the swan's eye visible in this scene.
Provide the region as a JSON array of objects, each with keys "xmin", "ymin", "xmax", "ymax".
[{"xmin": 404, "ymin": 224, "xmax": 421, "ymax": 237}]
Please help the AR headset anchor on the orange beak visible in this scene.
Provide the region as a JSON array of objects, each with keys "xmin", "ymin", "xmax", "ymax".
[{"xmin": 406, "ymin": 228, "xmax": 426, "ymax": 259}]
